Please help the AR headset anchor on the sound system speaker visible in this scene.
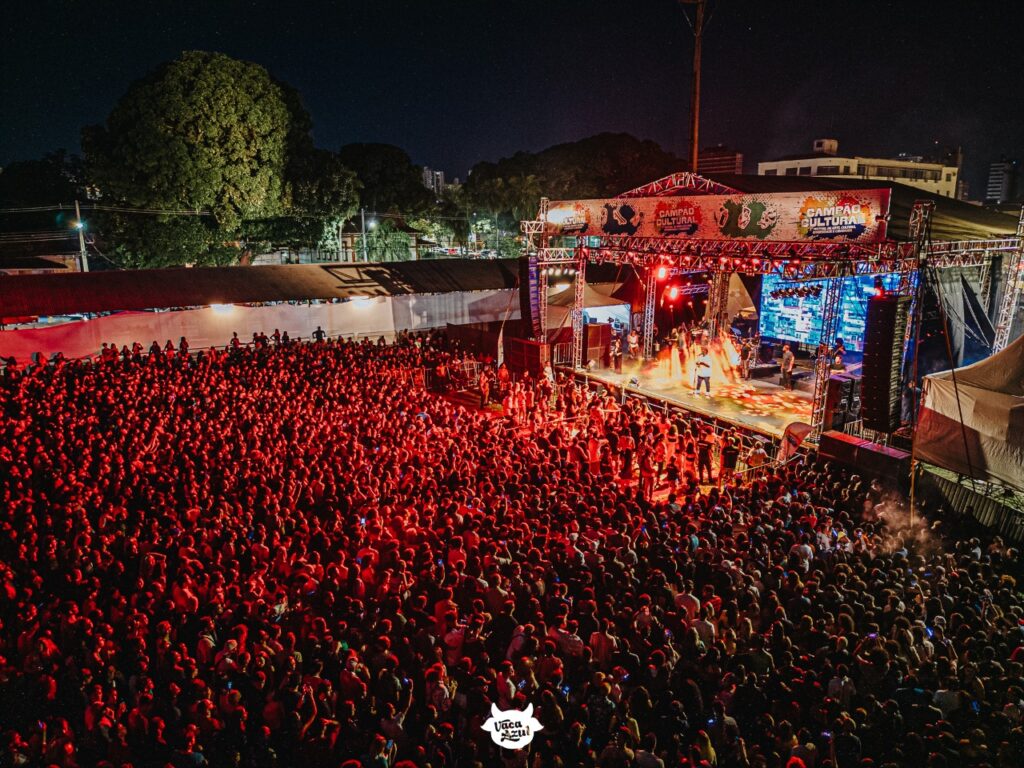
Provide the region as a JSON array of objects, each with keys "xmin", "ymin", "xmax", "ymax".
[
  {"xmin": 818, "ymin": 430, "xmax": 911, "ymax": 486},
  {"xmin": 585, "ymin": 323, "xmax": 612, "ymax": 368},
  {"xmin": 518, "ymin": 256, "xmax": 541, "ymax": 340},
  {"xmin": 506, "ymin": 337, "xmax": 549, "ymax": 376},
  {"xmin": 824, "ymin": 374, "xmax": 855, "ymax": 430},
  {"xmin": 861, "ymin": 295, "xmax": 910, "ymax": 433}
]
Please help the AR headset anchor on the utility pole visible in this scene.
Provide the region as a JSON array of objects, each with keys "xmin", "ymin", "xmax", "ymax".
[
  {"xmin": 74, "ymin": 200, "xmax": 90, "ymax": 272},
  {"xmin": 682, "ymin": 0, "xmax": 706, "ymax": 174},
  {"xmin": 360, "ymin": 207, "xmax": 368, "ymax": 262}
]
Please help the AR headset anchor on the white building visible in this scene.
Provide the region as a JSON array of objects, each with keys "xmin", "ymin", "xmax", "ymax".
[
  {"xmin": 758, "ymin": 139, "xmax": 960, "ymax": 198},
  {"xmin": 986, "ymin": 159, "xmax": 1019, "ymax": 204},
  {"xmin": 421, "ymin": 166, "xmax": 447, "ymax": 196}
]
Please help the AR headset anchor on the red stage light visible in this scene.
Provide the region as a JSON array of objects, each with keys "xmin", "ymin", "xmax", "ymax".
[
  {"xmin": 657, "ymin": 265, "xmax": 667, "ymax": 280},
  {"xmin": 668, "ymin": 285, "xmax": 679, "ymax": 300}
]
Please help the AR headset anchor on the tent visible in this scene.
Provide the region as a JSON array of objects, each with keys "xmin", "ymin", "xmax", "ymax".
[
  {"xmin": 546, "ymin": 282, "xmax": 629, "ymax": 329},
  {"xmin": 915, "ymin": 333, "xmax": 1024, "ymax": 490}
]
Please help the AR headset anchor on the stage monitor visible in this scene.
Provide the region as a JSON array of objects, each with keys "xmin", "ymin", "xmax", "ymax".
[{"xmin": 758, "ymin": 273, "xmax": 900, "ymax": 351}]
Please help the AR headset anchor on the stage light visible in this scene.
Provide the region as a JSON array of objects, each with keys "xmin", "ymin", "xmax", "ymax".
[
  {"xmin": 669, "ymin": 285, "xmax": 679, "ymax": 300},
  {"xmin": 657, "ymin": 265, "xmax": 667, "ymax": 280},
  {"xmin": 874, "ymin": 276, "xmax": 885, "ymax": 296},
  {"xmin": 210, "ymin": 303, "xmax": 234, "ymax": 314}
]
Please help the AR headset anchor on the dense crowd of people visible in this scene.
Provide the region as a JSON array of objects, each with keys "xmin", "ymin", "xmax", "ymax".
[{"xmin": 1, "ymin": 332, "xmax": 1022, "ymax": 768}]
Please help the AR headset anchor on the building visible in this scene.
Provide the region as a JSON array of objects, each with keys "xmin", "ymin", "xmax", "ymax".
[
  {"xmin": 421, "ymin": 166, "xmax": 447, "ymax": 196},
  {"xmin": 757, "ymin": 139, "xmax": 960, "ymax": 198},
  {"xmin": 986, "ymin": 158, "xmax": 1020, "ymax": 204},
  {"xmin": 698, "ymin": 145, "xmax": 743, "ymax": 175}
]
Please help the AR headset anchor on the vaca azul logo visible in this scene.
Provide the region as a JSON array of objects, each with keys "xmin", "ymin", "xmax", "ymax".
[{"xmin": 481, "ymin": 703, "xmax": 543, "ymax": 749}]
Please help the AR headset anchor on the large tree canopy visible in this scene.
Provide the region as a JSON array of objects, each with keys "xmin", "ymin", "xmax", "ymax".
[
  {"xmin": 337, "ymin": 143, "xmax": 431, "ymax": 217},
  {"xmin": 81, "ymin": 51, "xmax": 361, "ymax": 266},
  {"xmin": 465, "ymin": 132, "xmax": 684, "ymax": 220},
  {"xmin": 84, "ymin": 51, "xmax": 293, "ymax": 229}
]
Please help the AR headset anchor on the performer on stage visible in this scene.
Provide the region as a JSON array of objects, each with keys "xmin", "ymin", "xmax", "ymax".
[
  {"xmin": 694, "ymin": 345, "xmax": 712, "ymax": 396},
  {"xmin": 612, "ymin": 336, "xmax": 623, "ymax": 372},
  {"xmin": 627, "ymin": 329, "xmax": 640, "ymax": 360},
  {"xmin": 739, "ymin": 339, "xmax": 752, "ymax": 380},
  {"xmin": 676, "ymin": 328, "xmax": 687, "ymax": 379},
  {"xmin": 781, "ymin": 344, "xmax": 795, "ymax": 390}
]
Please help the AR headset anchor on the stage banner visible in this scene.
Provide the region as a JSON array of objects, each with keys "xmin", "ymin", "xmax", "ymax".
[{"xmin": 546, "ymin": 189, "xmax": 891, "ymax": 243}]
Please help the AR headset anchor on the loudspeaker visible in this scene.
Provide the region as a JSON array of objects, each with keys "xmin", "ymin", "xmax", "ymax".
[
  {"xmin": 818, "ymin": 430, "xmax": 912, "ymax": 485},
  {"xmin": 506, "ymin": 337, "xmax": 549, "ymax": 376},
  {"xmin": 861, "ymin": 295, "xmax": 909, "ymax": 432},
  {"xmin": 518, "ymin": 256, "xmax": 542, "ymax": 340},
  {"xmin": 824, "ymin": 374, "xmax": 855, "ymax": 430},
  {"xmin": 585, "ymin": 323, "xmax": 612, "ymax": 368}
]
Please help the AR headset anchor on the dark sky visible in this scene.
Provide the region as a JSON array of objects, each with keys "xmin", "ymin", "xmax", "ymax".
[{"xmin": 3, "ymin": 0, "xmax": 1022, "ymax": 195}]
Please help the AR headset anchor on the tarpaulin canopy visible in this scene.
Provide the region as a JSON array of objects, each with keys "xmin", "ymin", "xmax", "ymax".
[
  {"xmin": 0, "ymin": 259, "xmax": 520, "ymax": 317},
  {"xmin": 916, "ymin": 333, "xmax": 1024, "ymax": 490},
  {"xmin": 547, "ymin": 282, "xmax": 626, "ymax": 308}
]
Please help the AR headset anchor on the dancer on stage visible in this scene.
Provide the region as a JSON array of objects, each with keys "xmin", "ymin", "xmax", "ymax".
[{"xmin": 694, "ymin": 345, "xmax": 712, "ymax": 396}]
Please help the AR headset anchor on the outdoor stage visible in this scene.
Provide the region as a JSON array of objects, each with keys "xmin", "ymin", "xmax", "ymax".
[{"xmin": 577, "ymin": 353, "xmax": 813, "ymax": 439}]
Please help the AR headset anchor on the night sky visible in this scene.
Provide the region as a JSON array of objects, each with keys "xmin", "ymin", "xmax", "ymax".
[{"xmin": 3, "ymin": 0, "xmax": 1022, "ymax": 195}]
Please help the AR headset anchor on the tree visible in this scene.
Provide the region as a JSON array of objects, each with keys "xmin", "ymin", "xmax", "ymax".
[
  {"xmin": 365, "ymin": 219, "xmax": 413, "ymax": 262},
  {"xmin": 83, "ymin": 51, "xmax": 297, "ymax": 265},
  {"xmin": 337, "ymin": 143, "xmax": 432, "ymax": 217},
  {"xmin": 243, "ymin": 148, "xmax": 360, "ymax": 253},
  {"xmin": 0, "ymin": 150, "xmax": 84, "ymax": 209},
  {"xmin": 465, "ymin": 133, "xmax": 683, "ymax": 216}
]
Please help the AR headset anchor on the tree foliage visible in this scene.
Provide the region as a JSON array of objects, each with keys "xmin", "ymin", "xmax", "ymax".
[
  {"xmin": 82, "ymin": 51, "xmax": 359, "ymax": 267},
  {"xmin": 465, "ymin": 132, "xmax": 683, "ymax": 220},
  {"xmin": 0, "ymin": 150, "xmax": 84, "ymax": 209},
  {"xmin": 337, "ymin": 143, "xmax": 431, "ymax": 217},
  {"xmin": 84, "ymin": 51, "xmax": 292, "ymax": 230}
]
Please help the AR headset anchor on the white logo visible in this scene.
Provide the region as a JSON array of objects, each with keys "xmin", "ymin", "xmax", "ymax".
[{"xmin": 481, "ymin": 702, "xmax": 543, "ymax": 749}]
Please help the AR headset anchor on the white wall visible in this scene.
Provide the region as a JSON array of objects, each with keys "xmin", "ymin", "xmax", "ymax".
[{"xmin": 0, "ymin": 290, "xmax": 520, "ymax": 362}]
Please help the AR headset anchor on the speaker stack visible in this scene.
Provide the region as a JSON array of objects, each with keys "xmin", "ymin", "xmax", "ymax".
[
  {"xmin": 824, "ymin": 373, "xmax": 860, "ymax": 430},
  {"xmin": 861, "ymin": 295, "xmax": 910, "ymax": 433}
]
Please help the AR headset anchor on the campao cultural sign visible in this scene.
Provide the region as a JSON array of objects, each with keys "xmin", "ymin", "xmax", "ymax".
[{"xmin": 544, "ymin": 189, "xmax": 890, "ymax": 243}]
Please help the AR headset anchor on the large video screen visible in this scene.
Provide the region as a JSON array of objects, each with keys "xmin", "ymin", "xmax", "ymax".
[{"xmin": 758, "ymin": 273, "xmax": 900, "ymax": 351}]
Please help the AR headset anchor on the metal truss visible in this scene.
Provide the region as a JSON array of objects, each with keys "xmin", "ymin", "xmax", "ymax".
[
  {"xmin": 642, "ymin": 268, "xmax": 657, "ymax": 359},
  {"xmin": 898, "ymin": 201, "xmax": 933, "ymax": 369},
  {"xmin": 810, "ymin": 277, "xmax": 844, "ymax": 442},
  {"xmin": 706, "ymin": 272, "xmax": 729, "ymax": 337},
  {"xmin": 581, "ymin": 235, "xmax": 917, "ymax": 264},
  {"xmin": 993, "ymin": 207, "xmax": 1024, "ymax": 351},
  {"xmin": 618, "ymin": 172, "xmax": 741, "ymax": 198},
  {"xmin": 571, "ymin": 246, "xmax": 587, "ymax": 368}
]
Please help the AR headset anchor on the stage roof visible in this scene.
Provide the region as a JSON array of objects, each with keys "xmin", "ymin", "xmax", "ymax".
[
  {"xmin": 704, "ymin": 174, "xmax": 1019, "ymax": 242},
  {"xmin": 0, "ymin": 259, "xmax": 519, "ymax": 317}
]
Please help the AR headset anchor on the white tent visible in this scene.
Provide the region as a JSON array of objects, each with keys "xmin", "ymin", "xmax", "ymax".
[{"xmin": 916, "ymin": 333, "xmax": 1024, "ymax": 491}]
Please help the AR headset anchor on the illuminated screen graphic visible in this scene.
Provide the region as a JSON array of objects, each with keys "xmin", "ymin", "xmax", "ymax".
[{"xmin": 758, "ymin": 273, "xmax": 900, "ymax": 351}]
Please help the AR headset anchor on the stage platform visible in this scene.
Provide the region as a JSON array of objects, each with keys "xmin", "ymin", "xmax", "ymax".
[{"xmin": 573, "ymin": 359, "xmax": 814, "ymax": 440}]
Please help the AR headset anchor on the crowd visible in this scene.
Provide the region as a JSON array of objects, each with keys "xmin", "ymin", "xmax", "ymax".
[{"xmin": 0, "ymin": 332, "xmax": 1022, "ymax": 768}]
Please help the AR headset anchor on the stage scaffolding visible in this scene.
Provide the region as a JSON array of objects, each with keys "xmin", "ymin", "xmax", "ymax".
[{"xmin": 523, "ymin": 183, "xmax": 1024, "ymax": 441}]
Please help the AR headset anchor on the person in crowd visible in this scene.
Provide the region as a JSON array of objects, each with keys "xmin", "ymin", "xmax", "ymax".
[{"xmin": 0, "ymin": 331, "xmax": 1020, "ymax": 768}]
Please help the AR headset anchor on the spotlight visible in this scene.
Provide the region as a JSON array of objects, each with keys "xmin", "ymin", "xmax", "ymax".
[
  {"xmin": 669, "ymin": 285, "xmax": 679, "ymax": 300},
  {"xmin": 657, "ymin": 265, "xmax": 668, "ymax": 280},
  {"xmin": 874, "ymin": 276, "xmax": 885, "ymax": 296}
]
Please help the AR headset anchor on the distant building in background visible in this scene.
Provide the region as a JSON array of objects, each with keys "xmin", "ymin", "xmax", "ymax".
[
  {"xmin": 698, "ymin": 144, "xmax": 743, "ymax": 175},
  {"xmin": 986, "ymin": 158, "xmax": 1020, "ymax": 204},
  {"xmin": 421, "ymin": 166, "xmax": 447, "ymax": 196},
  {"xmin": 757, "ymin": 139, "xmax": 960, "ymax": 198}
]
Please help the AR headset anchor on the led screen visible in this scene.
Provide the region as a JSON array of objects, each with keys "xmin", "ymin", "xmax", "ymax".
[{"xmin": 758, "ymin": 273, "xmax": 900, "ymax": 351}]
